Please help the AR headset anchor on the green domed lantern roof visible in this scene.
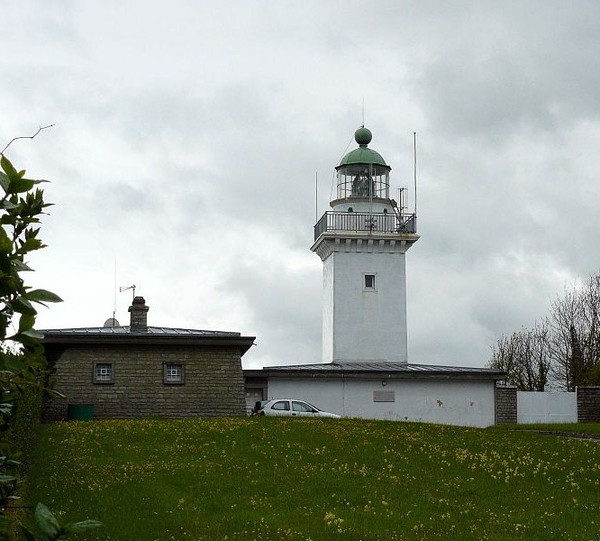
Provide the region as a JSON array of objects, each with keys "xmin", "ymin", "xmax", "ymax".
[{"xmin": 337, "ymin": 126, "xmax": 390, "ymax": 170}]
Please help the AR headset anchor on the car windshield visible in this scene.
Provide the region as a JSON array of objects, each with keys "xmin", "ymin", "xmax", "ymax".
[
  {"xmin": 303, "ymin": 401, "xmax": 321, "ymax": 412},
  {"xmin": 292, "ymin": 401, "xmax": 314, "ymax": 412}
]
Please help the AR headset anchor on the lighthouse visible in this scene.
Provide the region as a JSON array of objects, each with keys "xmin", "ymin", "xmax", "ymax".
[{"xmin": 311, "ymin": 126, "xmax": 419, "ymax": 364}]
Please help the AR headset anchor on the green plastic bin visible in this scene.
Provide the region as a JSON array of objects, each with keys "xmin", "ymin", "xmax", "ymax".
[{"xmin": 67, "ymin": 404, "xmax": 95, "ymax": 421}]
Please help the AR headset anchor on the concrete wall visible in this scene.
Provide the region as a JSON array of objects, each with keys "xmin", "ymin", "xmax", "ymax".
[
  {"xmin": 517, "ymin": 391, "xmax": 577, "ymax": 424},
  {"xmin": 44, "ymin": 344, "xmax": 246, "ymax": 421},
  {"xmin": 267, "ymin": 377, "xmax": 496, "ymax": 428}
]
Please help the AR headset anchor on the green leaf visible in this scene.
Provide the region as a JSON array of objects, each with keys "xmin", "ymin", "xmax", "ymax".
[
  {"xmin": 12, "ymin": 259, "xmax": 34, "ymax": 272},
  {"xmin": 9, "ymin": 332, "xmax": 41, "ymax": 347},
  {"xmin": 0, "ymin": 155, "xmax": 18, "ymax": 179},
  {"xmin": 34, "ymin": 503, "xmax": 61, "ymax": 539},
  {"xmin": 0, "ymin": 474, "xmax": 16, "ymax": 483},
  {"xmin": 63, "ymin": 520, "xmax": 103, "ymax": 534},
  {"xmin": 0, "ymin": 227, "xmax": 11, "ymax": 254},
  {"xmin": 0, "ymin": 403, "xmax": 12, "ymax": 416},
  {"xmin": 6, "ymin": 177, "xmax": 35, "ymax": 194},
  {"xmin": 0, "ymin": 199, "xmax": 19, "ymax": 211},
  {"xmin": 18, "ymin": 313, "xmax": 35, "ymax": 333},
  {"xmin": 21, "ymin": 328, "xmax": 44, "ymax": 340},
  {"xmin": 12, "ymin": 297, "xmax": 37, "ymax": 315},
  {"xmin": 0, "ymin": 171, "xmax": 9, "ymax": 193},
  {"xmin": 24, "ymin": 289, "xmax": 63, "ymax": 304},
  {"xmin": 20, "ymin": 525, "xmax": 39, "ymax": 541},
  {"xmin": 16, "ymin": 237, "xmax": 44, "ymax": 254}
]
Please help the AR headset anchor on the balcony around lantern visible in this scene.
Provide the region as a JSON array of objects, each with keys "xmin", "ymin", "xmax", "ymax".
[{"xmin": 313, "ymin": 211, "xmax": 417, "ymax": 241}]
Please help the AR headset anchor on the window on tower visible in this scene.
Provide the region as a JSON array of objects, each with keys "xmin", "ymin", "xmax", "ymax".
[{"xmin": 364, "ymin": 274, "xmax": 376, "ymax": 290}]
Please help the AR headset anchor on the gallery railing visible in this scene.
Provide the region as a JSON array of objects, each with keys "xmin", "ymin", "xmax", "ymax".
[{"xmin": 314, "ymin": 212, "xmax": 417, "ymax": 241}]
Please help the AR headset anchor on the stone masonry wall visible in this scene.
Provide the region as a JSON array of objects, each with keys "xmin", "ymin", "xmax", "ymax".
[
  {"xmin": 495, "ymin": 385, "xmax": 517, "ymax": 424},
  {"xmin": 577, "ymin": 386, "xmax": 600, "ymax": 422},
  {"xmin": 43, "ymin": 344, "xmax": 246, "ymax": 421}
]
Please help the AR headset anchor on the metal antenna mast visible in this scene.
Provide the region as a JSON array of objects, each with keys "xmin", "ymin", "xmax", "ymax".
[
  {"xmin": 413, "ymin": 132, "xmax": 418, "ymax": 216},
  {"xmin": 362, "ymin": 96, "xmax": 365, "ymax": 127},
  {"xmin": 112, "ymin": 259, "xmax": 117, "ymax": 321},
  {"xmin": 315, "ymin": 171, "xmax": 318, "ymax": 223}
]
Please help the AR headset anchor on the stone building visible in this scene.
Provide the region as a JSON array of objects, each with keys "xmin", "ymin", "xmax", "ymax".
[{"xmin": 42, "ymin": 296, "xmax": 255, "ymax": 420}]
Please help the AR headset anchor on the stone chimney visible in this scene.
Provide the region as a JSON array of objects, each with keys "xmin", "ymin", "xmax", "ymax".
[{"xmin": 128, "ymin": 296, "xmax": 149, "ymax": 331}]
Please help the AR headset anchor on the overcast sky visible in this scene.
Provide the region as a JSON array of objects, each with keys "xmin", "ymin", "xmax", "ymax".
[{"xmin": 2, "ymin": 1, "xmax": 600, "ymax": 368}]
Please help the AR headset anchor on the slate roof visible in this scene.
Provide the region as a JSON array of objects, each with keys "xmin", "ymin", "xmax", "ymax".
[
  {"xmin": 245, "ymin": 361, "xmax": 505, "ymax": 381},
  {"xmin": 41, "ymin": 326, "xmax": 241, "ymax": 337},
  {"xmin": 40, "ymin": 326, "xmax": 256, "ymax": 353}
]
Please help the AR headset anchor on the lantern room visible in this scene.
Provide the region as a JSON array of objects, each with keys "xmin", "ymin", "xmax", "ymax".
[{"xmin": 333, "ymin": 126, "xmax": 391, "ymax": 205}]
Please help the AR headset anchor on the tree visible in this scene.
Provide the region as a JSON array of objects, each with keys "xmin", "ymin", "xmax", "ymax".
[
  {"xmin": 548, "ymin": 274, "xmax": 600, "ymax": 390},
  {"xmin": 491, "ymin": 272, "xmax": 600, "ymax": 391},
  {"xmin": 489, "ymin": 322, "xmax": 551, "ymax": 391}
]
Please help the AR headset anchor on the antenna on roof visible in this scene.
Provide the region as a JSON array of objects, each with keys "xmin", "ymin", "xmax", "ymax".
[
  {"xmin": 112, "ymin": 258, "xmax": 117, "ymax": 322},
  {"xmin": 413, "ymin": 132, "xmax": 418, "ymax": 216},
  {"xmin": 119, "ymin": 284, "xmax": 136, "ymax": 300},
  {"xmin": 315, "ymin": 171, "xmax": 318, "ymax": 223},
  {"xmin": 361, "ymin": 96, "xmax": 365, "ymax": 127}
]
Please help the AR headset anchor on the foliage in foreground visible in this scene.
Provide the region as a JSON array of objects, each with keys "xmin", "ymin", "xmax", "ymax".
[
  {"xmin": 21, "ymin": 504, "xmax": 102, "ymax": 541},
  {"xmin": 27, "ymin": 417, "xmax": 600, "ymax": 541},
  {"xmin": 0, "ymin": 151, "xmax": 98, "ymax": 539}
]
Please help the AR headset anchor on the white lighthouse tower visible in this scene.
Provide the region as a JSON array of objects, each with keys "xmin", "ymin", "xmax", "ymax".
[{"xmin": 311, "ymin": 126, "xmax": 419, "ymax": 364}]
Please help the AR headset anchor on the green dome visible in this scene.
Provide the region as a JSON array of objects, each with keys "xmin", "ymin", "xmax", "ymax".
[{"xmin": 337, "ymin": 126, "xmax": 388, "ymax": 168}]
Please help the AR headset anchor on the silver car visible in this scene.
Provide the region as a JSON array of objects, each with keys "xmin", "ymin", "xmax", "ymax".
[{"xmin": 252, "ymin": 399, "xmax": 340, "ymax": 418}]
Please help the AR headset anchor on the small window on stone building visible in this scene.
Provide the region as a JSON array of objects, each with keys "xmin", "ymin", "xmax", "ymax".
[
  {"xmin": 164, "ymin": 363, "xmax": 184, "ymax": 385},
  {"xmin": 94, "ymin": 362, "xmax": 114, "ymax": 384},
  {"xmin": 364, "ymin": 274, "xmax": 376, "ymax": 290}
]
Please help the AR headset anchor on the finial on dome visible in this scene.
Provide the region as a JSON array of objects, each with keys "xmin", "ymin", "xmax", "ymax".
[{"xmin": 354, "ymin": 126, "xmax": 372, "ymax": 146}]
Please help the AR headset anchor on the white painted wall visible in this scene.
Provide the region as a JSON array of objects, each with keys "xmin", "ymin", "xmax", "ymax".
[
  {"xmin": 331, "ymin": 199, "xmax": 395, "ymax": 213},
  {"xmin": 268, "ymin": 377, "xmax": 496, "ymax": 428},
  {"xmin": 322, "ymin": 246, "xmax": 408, "ymax": 363},
  {"xmin": 517, "ymin": 391, "xmax": 577, "ymax": 424}
]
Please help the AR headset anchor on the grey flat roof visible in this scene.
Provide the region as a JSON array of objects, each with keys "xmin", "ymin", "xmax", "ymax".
[
  {"xmin": 41, "ymin": 326, "xmax": 256, "ymax": 354},
  {"xmin": 245, "ymin": 361, "xmax": 505, "ymax": 381},
  {"xmin": 41, "ymin": 326, "xmax": 241, "ymax": 337}
]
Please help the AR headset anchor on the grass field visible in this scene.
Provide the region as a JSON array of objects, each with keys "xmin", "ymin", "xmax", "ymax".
[
  {"xmin": 25, "ymin": 418, "xmax": 600, "ymax": 540},
  {"xmin": 495, "ymin": 422, "xmax": 600, "ymax": 435}
]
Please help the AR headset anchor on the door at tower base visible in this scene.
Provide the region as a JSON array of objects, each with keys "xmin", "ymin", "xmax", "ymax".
[{"xmin": 267, "ymin": 378, "xmax": 497, "ymax": 428}]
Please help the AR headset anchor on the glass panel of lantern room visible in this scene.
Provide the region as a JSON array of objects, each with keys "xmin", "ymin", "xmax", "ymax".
[
  {"xmin": 373, "ymin": 168, "xmax": 389, "ymax": 198},
  {"xmin": 336, "ymin": 171, "xmax": 350, "ymax": 199}
]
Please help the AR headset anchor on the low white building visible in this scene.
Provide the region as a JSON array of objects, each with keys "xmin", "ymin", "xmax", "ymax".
[{"xmin": 245, "ymin": 362, "xmax": 504, "ymax": 427}]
